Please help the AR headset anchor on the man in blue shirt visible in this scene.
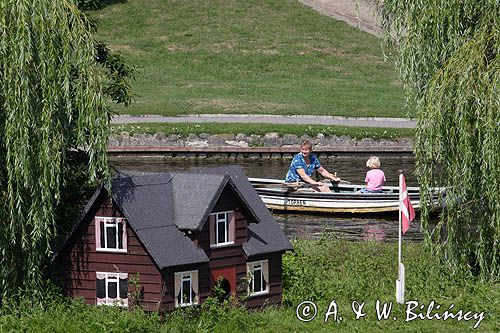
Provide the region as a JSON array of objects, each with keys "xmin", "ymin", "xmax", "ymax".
[{"xmin": 285, "ymin": 140, "xmax": 341, "ymax": 192}]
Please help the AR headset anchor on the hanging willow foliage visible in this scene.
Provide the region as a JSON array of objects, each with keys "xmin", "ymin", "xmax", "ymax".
[
  {"xmin": 0, "ymin": 0, "xmax": 109, "ymax": 297},
  {"xmin": 378, "ymin": 0, "xmax": 499, "ymax": 280}
]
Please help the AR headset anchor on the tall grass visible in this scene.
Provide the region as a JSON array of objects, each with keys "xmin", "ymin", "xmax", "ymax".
[{"xmin": 1, "ymin": 239, "xmax": 497, "ymax": 332}]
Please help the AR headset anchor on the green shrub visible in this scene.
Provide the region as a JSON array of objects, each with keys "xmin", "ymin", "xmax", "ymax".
[{"xmin": 1, "ymin": 239, "xmax": 497, "ymax": 332}]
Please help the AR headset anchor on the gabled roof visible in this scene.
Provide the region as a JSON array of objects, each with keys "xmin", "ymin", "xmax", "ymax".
[
  {"xmin": 110, "ymin": 173, "xmax": 209, "ymax": 268},
  {"xmin": 185, "ymin": 166, "xmax": 293, "ymax": 257},
  {"xmin": 56, "ymin": 166, "xmax": 292, "ymax": 269},
  {"xmin": 170, "ymin": 173, "xmax": 228, "ymax": 230}
]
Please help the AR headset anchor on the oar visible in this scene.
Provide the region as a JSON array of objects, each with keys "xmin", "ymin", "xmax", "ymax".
[
  {"xmin": 285, "ymin": 181, "xmax": 305, "ymax": 189},
  {"xmin": 331, "ymin": 172, "xmax": 352, "ymax": 185},
  {"xmin": 322, "ymin": 179, "xmax": 352, "ymax": 187},
  {"xmin": 253, "ymin": 181, "xmax": 305, "ymax": 189}
]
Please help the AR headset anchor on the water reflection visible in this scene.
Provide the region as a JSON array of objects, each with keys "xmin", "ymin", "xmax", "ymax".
[
  {"xmin": 275, "ymin": 213, "xmax": 424, "ymax": 242},
  {"xmin": 110, "ymin": 155, "xmax": 418, "ymax": 186},
  {"xmin": 109, "ymin": 155, "xmax": 427, "ymax": 242},
  {"xmin": 364, "ymin": 224, "xmax": 386, "ymax": 242}
]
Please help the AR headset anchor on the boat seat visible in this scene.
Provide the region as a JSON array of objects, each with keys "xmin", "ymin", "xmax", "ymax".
[{"xmin": 296, "ymin": 188, "xmax": 316, "ymax": 193}]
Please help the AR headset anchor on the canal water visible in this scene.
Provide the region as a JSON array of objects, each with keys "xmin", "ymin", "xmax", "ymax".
[{"xmin": 109, "ymin": 155, "xmax": 427, "ymax": 242}]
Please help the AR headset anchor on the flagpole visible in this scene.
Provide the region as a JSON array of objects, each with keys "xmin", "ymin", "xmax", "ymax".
[
  {"xmin": 396, "ymin": 172, "xmax": 405, "ymax": 304},
  {"xmin": 398, "ymin": 172, "xmax": 402, "ymax": 274}
]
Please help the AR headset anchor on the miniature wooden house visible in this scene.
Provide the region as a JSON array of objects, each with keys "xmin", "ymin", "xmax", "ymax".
[{"xmin": 55, "ymin": 166, "xmax": 293, "ymax": 311}]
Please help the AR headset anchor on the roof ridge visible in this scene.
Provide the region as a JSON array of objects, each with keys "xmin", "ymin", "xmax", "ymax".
[{"xmin": 134, "ymin": 225, "xmax": 177, "ymax": 232}]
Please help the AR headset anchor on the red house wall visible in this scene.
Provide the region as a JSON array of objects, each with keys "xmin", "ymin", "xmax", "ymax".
[
  {"xmin": 244, "ymin": 253, "xmax": 284, "ymax": 308},
  {"xmin": 161, "ymin": 184, "xmax": 284, "ymax": 311},
  {"xmin": 60, "ymin": 183, "xmax": 286, "ymax": 312},
  {"xmin": 59, "ymin": 194, "xmax": 163, "ymax": 311}
]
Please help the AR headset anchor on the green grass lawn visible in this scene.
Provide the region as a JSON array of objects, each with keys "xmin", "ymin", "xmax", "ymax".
[
  {"xmin": 91, "ymin": 0, "xmax": 408, "ymax": 118},
  {"xmin": 1, "ymin": 240, "xmax": 497, "ymax": 332}
]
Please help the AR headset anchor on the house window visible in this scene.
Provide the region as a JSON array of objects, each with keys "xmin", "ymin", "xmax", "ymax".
[
  {"xmin": 174, "ymin": 270, "xmax": 199, "ymax": 307},
  {"xmin": 247, "ymin": 260, "xmax": 269, "ymax": 296},
  {"xmin": 209, "ymin": 211, "xmax": 235, "ymax": 248},
  {"xmin": 95, "ymin": 217, "xmax": 127, "ymax": 252},
  {"xmin": 96, "ymin": 272, "xmax": 128, "ymax": 306}
]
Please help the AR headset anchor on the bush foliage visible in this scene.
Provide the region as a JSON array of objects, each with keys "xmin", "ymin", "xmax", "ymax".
[{"xmin": 0, "ymin": 239, "xmax": 497, "ymax": 332}]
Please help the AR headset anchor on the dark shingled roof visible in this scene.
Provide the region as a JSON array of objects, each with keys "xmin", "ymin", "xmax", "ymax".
[
  {"xmin": 170, "ymin": 173, "xmax": 228, "ymax": 230},
  {"xmin": 109, "ymin": 173, "xmax": 209, "ymax": 268},
  {"xmin": 135, "ymin": 226, "xmax": 207, "ymax": 268},
  {"xmin": 55, "ymin": 166, "xmax": 292, "ymax": 268},
  {"xmin": 182, "ymin": 166, "xmax": 293, "ymax": 257}
]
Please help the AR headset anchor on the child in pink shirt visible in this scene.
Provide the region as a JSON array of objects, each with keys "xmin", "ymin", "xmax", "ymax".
[{"xmin": 361, "ymin": 156, "xmax": 385, "ymax": 193}]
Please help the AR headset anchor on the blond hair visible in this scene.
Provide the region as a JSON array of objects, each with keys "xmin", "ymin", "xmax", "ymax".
[
  {"xmin": 366, "ymin": 156, "xmax": 381, "ymax": 169},
  {"xmin": 301, "ymin": 140, "xmax": 313, "ymax": 150}
]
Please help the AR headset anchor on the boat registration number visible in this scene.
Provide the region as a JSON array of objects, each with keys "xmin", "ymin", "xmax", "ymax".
[{"xmin": 286, "ymin": 199, "xmax": 306, "ymax": 206}]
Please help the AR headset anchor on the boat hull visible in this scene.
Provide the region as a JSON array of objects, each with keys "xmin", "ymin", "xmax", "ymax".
[
  {"xmin": 249, "ymin": 178, "xmax": 425, "ymax": 214},
  {"xmin": 258, "ymin": 192, "xmax": 420, "ymax": 213}
]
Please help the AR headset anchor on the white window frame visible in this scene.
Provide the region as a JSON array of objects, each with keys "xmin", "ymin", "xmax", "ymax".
[
  {"xmin": 175, "ymin": 271, "xmax": 198, "ymax": 307},
  {"xmin": 96, "ymin": 217, "xmax": 127, "ymax": 253},
  {"xmin": 248, "ymin": 260, "xmax": 269, "ymax": 296},
  {"xmin": 96, "ymin": 272, "xmax": 128, "ymax": 307},
  {"xmin": 210, "ymin": 211, "xmax": 234, "ymax": 248}
]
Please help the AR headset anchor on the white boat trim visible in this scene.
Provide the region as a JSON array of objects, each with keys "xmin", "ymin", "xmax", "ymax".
[{"xmin": 249, "ymin": 177, "xmax": 439, "ymax": 214}]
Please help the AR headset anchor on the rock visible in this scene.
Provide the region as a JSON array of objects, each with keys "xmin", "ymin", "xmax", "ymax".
[
  {"xmin": 339, "ymin": 135, "xmax": 351, "ymax": 141},
  {"xmin": 132, "ymin": 133, "xmax": 148, "ymax": 140},
  {"xmin": 379, "ymin": 139, "xmax": 392, "ymax": 147},
  {"xmin": 199, "ymin": 132, "xmax": 210, "ymax": 140},
  {"xmin": 271, "ymin": 153, "xmax": 282, "ymax": 159},
  {"xmin": 261, "ymin": 153, "xmax": 272, "ymax": 159},
  {"xmin": 282, "ymin": 134, "xmax": 299, "ymax": 146},
  {"xmin": 208, "ymin": 134, "xmax": 235, "ymax": 145},
  {"xmin": 154, "ymin": 132, "xmax": 166, "ymax": 140},
  {"xmin": 249, "ymin": 135, "xmax": 261, "ymax": 146},
  {"xmin": 300, "ymin": 134, "xmax": 312, "ymax": 143},
  {"xmin": 398, "ymin": 138, "xmax": 413, "ymax": 146},
  {"xmin": 107, "ymin": 130, "xmax": 413, "ymax": 153},
  {"xmin": 166, "ymin": 134, "xmax": 183, "ymax": 146},
  {"xmin": 359, "ymin": 138, "xmax": 376, "ymax": 146},
  {"xmin": 264, "ymin": 132, "xmax": 279, "ymax": 139},
  {"xmin": 186, "ymin": 140, "xmax": 209, "ymax": 148},
  {"xmin": 211, "ymin": 153, "xmax": 227, "ymax": 159},
  {"xmin": 225, "ymin": 140, "xmax": 249, "ymax": 148},
  {"xmin": 167, "ymin": 134, "xmax": 180, "ymax": 141},
  {"xmin": 108, "ymin": 137, "xmax": 120, "ymax": 147},
  {"xmin": 235, "ymin": 133, "xmax": 247, "ymax": 141},
  {"xmin": 113, "ymin": 134, "xmax": 124, "ymax": 144},
  {"xmin": 263, "ymin": 132, "xmax": 281, "ymax": 146},
  {"xmin": 186, "ymin": 133, "xmax": 199, "ymax": 142}
]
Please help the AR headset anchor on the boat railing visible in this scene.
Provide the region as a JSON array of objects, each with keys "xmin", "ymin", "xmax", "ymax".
[{"xmin": 248, "ymin": 177, "xmax": 420, "ymax": 192}]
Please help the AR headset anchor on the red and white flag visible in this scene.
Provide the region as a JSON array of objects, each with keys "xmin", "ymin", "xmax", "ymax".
[{"xmin": 400, "ymin": 175, "xmax": 416, "ymax": 234}]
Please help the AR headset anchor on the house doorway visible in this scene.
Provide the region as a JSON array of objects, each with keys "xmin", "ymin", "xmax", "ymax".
[
  {"xmin": 213, "ymin": 277, "xmax": 231, "ymax": 301},
  {"xmin": 210, "ymin": 266, "xmax": 236, "ymax": 299}
]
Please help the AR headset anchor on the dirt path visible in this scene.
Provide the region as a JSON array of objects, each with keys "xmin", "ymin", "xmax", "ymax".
[
  {"xmin": 112, "ymin": 114, "xmax": 416, "ymax": 128},
  {"xmin": 299, "ymin": 0, "xmax": 380, "ymax": 36}
]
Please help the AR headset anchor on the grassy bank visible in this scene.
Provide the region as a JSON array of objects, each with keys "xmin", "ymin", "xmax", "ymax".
[
  {"xmin": 91, "ymin": 0, "xmax": 407, "ymax": 118},
  {"xmin": 1, "ymin": 239, "xmax": 497, "ymax": 332},
  {"xmin": 110, "ymin": 123, "xmax": 415, "ymax": 140}
]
